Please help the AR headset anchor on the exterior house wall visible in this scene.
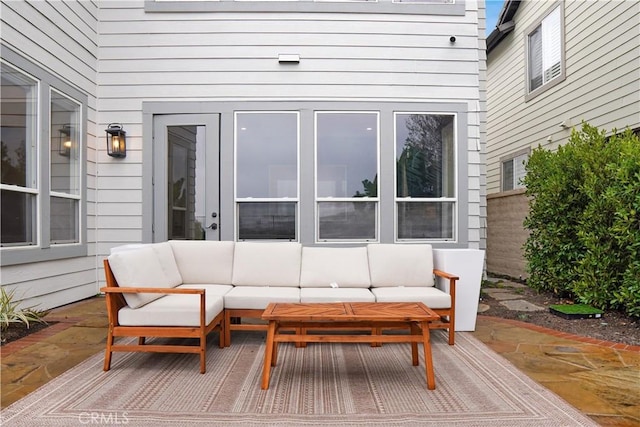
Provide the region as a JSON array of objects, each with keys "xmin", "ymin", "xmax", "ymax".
[
  {"xmin": 1, "ymin": 0, "xmax": 486, "ymax": 308},
  {"xmin": 97, "ymin": 0, "xmax": 487, "ymax": 278},
  {"xmin": 486, "ymin": 0, "xmax": 640, "ymax": 279},
  {"xmin": 0, "ymin": 1, "xmax": 99, "ymax": 309}
]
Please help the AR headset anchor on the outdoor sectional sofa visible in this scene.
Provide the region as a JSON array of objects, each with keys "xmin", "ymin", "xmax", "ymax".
[{"xmin": 101, "ymin": 241, "xmax": 459, "ymax": 373}]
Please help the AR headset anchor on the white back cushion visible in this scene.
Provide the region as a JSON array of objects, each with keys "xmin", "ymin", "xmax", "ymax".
[
  {"xmin": 300, "ymin": 246, "xmax": 371, "ymax": 288},
  {"xmin": 169, "ymin": 240, "xmax": 235, "ymax": 284},
  {"xmin": 232, "ymin": 242, "xmax": 301, "ymax": 287},
  {"xmin": 107, "ymin": 245, "xmax": 181, "ymax": 309},
  {"xmin": 367, "ymin": 244, "xmax": 434, "ymax": 287},
  {"xmin": 151, "ymin": 242, "xmax": 183, "ymax": 286}
]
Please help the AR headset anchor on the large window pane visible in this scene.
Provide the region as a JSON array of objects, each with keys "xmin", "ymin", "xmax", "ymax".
[
  {"xmin": 50, "ymin": 90, "xmax": 81, "ymax": 195},
  {"xmin": 318, "ymin": 201, "xmax": 376, "ymax": 240},
  {"xmin": 397, "ymin": 202, "xmax": 454, "ymax": 240},
  {"xmin": 396, "ymin": 114, "xmax": 455, "ymax": 198},
  {"xmin": 1, "ymin": 62, "xmax": 38, "ymax": 247},
  {"xmin": 238, "ymin": 202, "xmax": 296, "ymax": 240},
  {"xmin": 1, "ymin": 190, "xmax": 36, "ymax": 246},
  {"xmin": 1, "ymin": 62, "xmax": 38, "ymax": 188},
  {"xmin": 236, "ymin": 112, "xmax": 298, "ymax": 198},
  {"xmin": 50, "ymin": 196, "xmax": 79, "ymax": 243},
  {"xmin": 316, "ymin": 112, "xmax": 378, "ymax": 198}
]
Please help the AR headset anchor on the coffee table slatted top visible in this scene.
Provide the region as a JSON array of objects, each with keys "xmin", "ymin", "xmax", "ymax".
[{"xmin": 262, "ymin": 302, "xmax": 439, "ymax": 322}]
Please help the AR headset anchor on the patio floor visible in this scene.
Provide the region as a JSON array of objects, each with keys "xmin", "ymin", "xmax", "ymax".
[{"xmin": 1, "ymin": 296, "xmax": 639, "ymax": 426}]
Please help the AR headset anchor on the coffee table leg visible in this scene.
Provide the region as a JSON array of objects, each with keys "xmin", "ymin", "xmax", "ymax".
[
  {"xmin": 262, "ymin": 320, "xmax": 277, "ymax": 390},
  {"xmin": 421, "ymin": 321, "xmax": 435, "ymax": 390},
  {"xmin": 410, "ymin": 323, "xmax": 419, "ymax": 366}
]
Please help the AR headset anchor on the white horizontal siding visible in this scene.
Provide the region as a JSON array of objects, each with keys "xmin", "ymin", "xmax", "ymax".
[
  {"xmin": 96, "ymin": 0, "xmax": 485, "ymax": 256},
  {"xmin": 0, "ymin": 0, "xmax": 99, "ymax": 309},
  {"xmin": 486, "ymin": 0, "xmax": 640, "ymax": 194}
]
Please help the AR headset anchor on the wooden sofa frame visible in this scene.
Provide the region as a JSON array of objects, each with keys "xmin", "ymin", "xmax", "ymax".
[{"xmin": 101, "ymin": 259, "xmax": 225, "ymax": 374}]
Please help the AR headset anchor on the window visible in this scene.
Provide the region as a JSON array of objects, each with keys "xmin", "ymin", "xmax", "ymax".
[
  {"xmin": 316, "ymin": 112, "xmax": 378, "ymax": 241},
  {"xmin": 235, "ymin": 112, "xmax": 299, "ymax": 240},
  {"xmin": 0, "ymin": 49, "xmax": 87, "ymax": 265},
  {"xmin": 50, "ymin": 90, "xmax": 81, "ymax": 244},
  {"xmin": 395, "ymin": 113, "xmax": 455, "ymax": 241},
  {"xmin": 502, "ymin": 153, "xmax": 528, "ymax": 191},
  {"xmin": 527, "ymin": 4, "xmax": 564, "ymax": 96},
  {"xmin": 1, "ymin": 62, "xmax": 38, "ymax": 247}
]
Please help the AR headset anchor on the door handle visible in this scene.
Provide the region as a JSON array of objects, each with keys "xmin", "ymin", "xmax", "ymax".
[{"xmin": 208, "ymin": 223, "xmax": 218, "ymax": 230}]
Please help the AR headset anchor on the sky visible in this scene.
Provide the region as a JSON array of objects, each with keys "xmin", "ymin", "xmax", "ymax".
[{"xmin": 485, "ymin": 0, "xmax": 505, "ymax": 36}]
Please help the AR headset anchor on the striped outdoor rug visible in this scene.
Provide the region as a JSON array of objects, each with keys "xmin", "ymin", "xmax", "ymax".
[{"xmin": 1, "ymin": 331, "xmax": 597, "ymax": 426}]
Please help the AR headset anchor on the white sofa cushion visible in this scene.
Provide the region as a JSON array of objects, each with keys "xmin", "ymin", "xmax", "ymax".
[
  {"xmin": 300, "ymin": 246, "xmax": 371, "ymax": 288},
  {"xmin": 169, "ymin": 240, "xmax": 235, "ymax": 284},
  {"xmin": 367, "ymin": 244, "xmax": 434, "ymax": 287},
  {"xmin": 118, "ymin": 294, "xmax": 224, "ymax": 327},
  {"xmin": 300, "ymin": 288, "xmax": 375, "ymax": 303},
  {"xmin": 152, "ymin": 242, "xmax": 184, "ymax": 286},
  {"xmin": 107, "ymin": 246, "xmax": 182, "ymax": 309},
  {"xmin": 223, "ymin": 286, "xmax": 300, "ymax": 309},
  {"xmin": 232, "ymin": 242, "xmax": 301, "ymax": 287},
  {"xmin": 371, "ymin": 287, "xmax": 450, "ymax": 309}
]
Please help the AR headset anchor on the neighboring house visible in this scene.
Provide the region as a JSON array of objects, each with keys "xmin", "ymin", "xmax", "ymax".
[
  {"xmin": 485, "ymin": 0, "xmax": 640, "ymax": 279},
  {"xmin": 1, "ymin": 0, "xmax": 486, "ymax": 310}
]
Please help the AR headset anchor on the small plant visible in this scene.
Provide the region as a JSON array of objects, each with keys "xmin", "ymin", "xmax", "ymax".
[{"xmin": 0, "ymin": 287, "xmax": 49, "ymax": 334}]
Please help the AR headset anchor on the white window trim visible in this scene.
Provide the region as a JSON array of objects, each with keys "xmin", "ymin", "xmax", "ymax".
[
  {"xmin": 524, "ymin": 2, "xmax": 566, "ymax": 101},
  {"xmin": 233, "ymin": 111, "xmax": 300, "ymax": 241},
  {"xmin": 393, "ymin": 112, "xmax": 458, "ymax": 243},
  {"xmin": 314, "ymin": 111, "xmax": 380, "ymax": 243}
]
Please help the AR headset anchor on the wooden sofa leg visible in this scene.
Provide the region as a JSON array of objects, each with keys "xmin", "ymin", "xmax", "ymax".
[
  {"xmin": 448, "ymin": 319, "xmax": 455, "ymax": 345},
  {"xmin": 200, "ymin": 338, "xmax": 207, "ymax": 374},
  {"xmin": 104, "ymin": 330, "xmax": 114, "ymax": 371},
  {"xmin": 224, "ymin": 310, "xmax": 232, "ymax": 347}
]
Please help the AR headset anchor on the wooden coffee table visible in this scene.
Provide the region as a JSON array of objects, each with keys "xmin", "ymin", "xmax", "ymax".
[{"xmin": 260, "ymin": 302, "xmax": 440, "ymax": 390}]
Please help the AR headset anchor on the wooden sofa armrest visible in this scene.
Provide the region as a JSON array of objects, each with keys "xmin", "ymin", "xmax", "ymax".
[
  {"xmin": 433, "ymin": 269, "xmax": 459, "ymax": 282},
  {"xmin": 100, "ymin": 286, "xmax": 204, "ymax": 296},
  {"xmin": 433, "ymin": 269, "xmax": 458, "ymax": 298}
]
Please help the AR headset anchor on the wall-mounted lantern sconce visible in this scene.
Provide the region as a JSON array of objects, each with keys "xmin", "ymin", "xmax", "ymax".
[
  {"xmin": 106, "ymin": 123, "xmax": 126, "ymax": 158},
  {"xmin": 58, "ymin": 124, "xmax": 72, "ymax": 157}
]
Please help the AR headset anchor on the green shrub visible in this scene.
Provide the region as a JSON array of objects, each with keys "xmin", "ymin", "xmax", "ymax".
[
  {"xmin": 523, "ymin": 124, "xmax": 640, "ymax": 317},
  {"xmin": 0, "ymin": 287, "xmax": 49, "ymax": 333}
]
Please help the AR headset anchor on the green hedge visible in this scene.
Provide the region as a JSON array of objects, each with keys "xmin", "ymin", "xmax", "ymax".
[{"xmin": 523, "ymin": 124, "xmax": 640, "ymax": 317}]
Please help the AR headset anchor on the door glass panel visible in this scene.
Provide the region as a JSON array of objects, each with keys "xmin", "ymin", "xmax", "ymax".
[{"xmin": 168, "ymin": 125, "xmax": 207, "ymax": 240}]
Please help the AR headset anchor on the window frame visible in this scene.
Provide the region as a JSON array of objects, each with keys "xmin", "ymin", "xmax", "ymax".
[
  {"xmin": 500, "ymin": 149, "xmax": 529, "ymax": 192},
  {"xmin": 393, "ymin": 112, "xmax": 458, "ymax": 242},
  {"xmin": 524, "ymin": 2, "xmax": 565, "ymax": 101},
  {"xmin": 1, "ymin": 46, "xmax": 88, "ymax": 266},
  {"xmin": 314, "ymin": 111, "xmax": 380, "ymax": 243},
  {"xmin": 233, "ymin": 110, "xmax": 300, "ymax": 241}
]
